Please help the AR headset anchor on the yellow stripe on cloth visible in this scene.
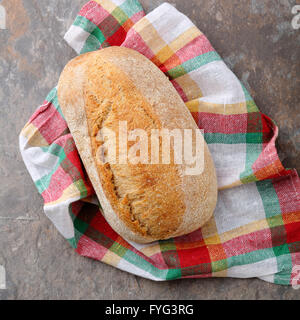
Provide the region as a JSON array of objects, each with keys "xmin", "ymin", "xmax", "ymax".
[
  {"xmin": 219, "ymin": 180, "xmax": 243, "ymax": 190},
  {"xmin": 94, "ymin": 0, "xmax": 117, "ymax": 13},
  {"xmin": 133, "ymin": 18, "xmax": 167, "ymax": 53},
  {"xmin": 212, "ymin": 269, "xmax": 228, "ymax": 278},
  {"xmin": 45, "ymin": 183, "xmax": 81, "ymax": 206},
  {"xmin": 102, "ymin": 249, "xmax": 122, "ymax": 266},
  {"xmin": 219, "ymin": 219, "xmax": 270, "ymax": 243},
  {"xmin": 175, "ymin": 73, "xmax": 203, "ymax": 101},
  {"xmin": 153, "ymin": 28, "xmax": 202, "ymax": 65},
  {"xmin": 186, "ymin": 99, "xmax": 248, "ymax": 115},
  {"xmin": 168, "ymin": 26, "xmax": 202, "ymax": 53},
  {"xmin": 155, "ymin": 44, "xmax": 175, "ymax": 64},
  {"xmin": 21, "ymin": 122, "xmax": 49, "ymax": 147},
  {"xmin": 141, "ymin": 244, "xmax": 161, "ymax": 257}
]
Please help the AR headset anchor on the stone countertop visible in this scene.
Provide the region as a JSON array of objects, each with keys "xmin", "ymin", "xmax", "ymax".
[{"xmin": 0, "ymin": 0, "xmax": 299, "ymax": 300}]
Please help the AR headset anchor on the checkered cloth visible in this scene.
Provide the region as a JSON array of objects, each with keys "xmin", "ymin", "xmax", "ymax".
[{"xmin": 19, "ymin": 0, "xmax": 300, "ymax": 284}]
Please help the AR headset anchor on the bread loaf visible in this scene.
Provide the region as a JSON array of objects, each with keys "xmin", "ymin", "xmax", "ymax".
[{"xmin": 57, "ymin": 47, "xmax": 217, "ymax": 243}]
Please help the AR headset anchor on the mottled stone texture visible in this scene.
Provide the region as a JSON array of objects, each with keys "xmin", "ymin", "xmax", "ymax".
[{"xmin": 0, "ymin": 0, "xmax": 299, "ymax": 300}]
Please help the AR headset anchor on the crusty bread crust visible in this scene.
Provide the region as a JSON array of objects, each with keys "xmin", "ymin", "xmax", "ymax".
[{"xmin": 58, "ymin": 47, "xmax": 218, "ymax": 243}]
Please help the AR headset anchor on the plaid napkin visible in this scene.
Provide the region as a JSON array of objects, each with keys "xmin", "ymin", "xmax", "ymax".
[{"xmin": 19, "ymin": 0, "xmax": 300, "ymax": 285}]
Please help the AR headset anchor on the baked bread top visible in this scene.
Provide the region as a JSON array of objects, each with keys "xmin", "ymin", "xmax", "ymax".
[{"xmin": 58, "ymin": 47, "xmax": 218, "ymax": 243}]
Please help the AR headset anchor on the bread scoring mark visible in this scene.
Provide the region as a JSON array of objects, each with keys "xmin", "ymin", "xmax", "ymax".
[{"xmin": 84, "ymin": 86, "xmax": 152, "ymax": 236}]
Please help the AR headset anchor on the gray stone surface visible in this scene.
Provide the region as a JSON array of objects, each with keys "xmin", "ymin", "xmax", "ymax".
[{"xmin": 0, "ymin": 0, "xmax": 299, "ymax": 300}]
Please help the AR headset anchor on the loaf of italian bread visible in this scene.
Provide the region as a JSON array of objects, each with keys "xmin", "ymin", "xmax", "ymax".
[{"xmin": 57, "ymin": 47, "xmax": 217, "ymax": 243}]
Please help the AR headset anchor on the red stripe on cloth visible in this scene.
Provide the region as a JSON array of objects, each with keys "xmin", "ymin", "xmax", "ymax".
[
  {"xmin": 285, "ymin": 222, "xmax": 300, "ymax": 244},
  {"xmin": 254, "ymin": 160, "xmax": 290, "ymax": 181},
  {"xmin": 107, "ymin": 25, "xmax": 127, "ymax": 46},
  {"xmin": 30, "ymin": 102, "xmax": 68, "ymax": 144},
  {"xmin": 252, "ymin": 116, "xmax": 287, "ymax": 180},
  {"xmin": 55, "ymin": 134, "xmax": 95, "ymax": 197},
  {"xmin": 192, "ymin": 112, "xmax": 248, "ymax": 134},
  {"xmin": 59, "ymin": 135, "xmax": 87, "ymax": 178},
  {"xmin": 41, "ymin": 166, "xmax": 74, "ymax": 203},
  {"xmin": 181, "ymin": 263, "xmax": 213, "ymax": 277},
  {"xmin": 150, "ymin": 253, "xmax": 169, "ymax": 269},
  {"xmin": 54, "ymin": 134, "xmax": 76, "ymax": 151},
  {"xmin": 28, "ymin": 99, "xmax": 51, "ymax": 123},
  {"xmin": 222, "ymin": 229, "xmax": 273, "ymax": 257},
  {"xmin": 261, "ymin": 113, "xmax": 274, "ymax": 143},
  {"xmin": 160, "ymin": 54, "xmax": 183, "ymax": 73},
  {"xmin": 79, "ymin": 0, "xmax": 110, "ymax": 25},
  {"xmin": 174, "ymin": 229, "xmax": 204, "ymax": 243},
  {"xmin": 130, "ymin": 10, "xmax": 145, "ymax": 23},
  {"xmin": 70, "ymin": 201, "xmax": 85, "ymax": 218},
  {"xmin": 290, "ymin": 252, "xmax": 300, "ymax": 286},
  {"xmin": 272, "ymin": 171, "xmax": 300, "ymax": 247},
  {"xmin": 76, "ymin": 234, "xmax": 109, "ymax": 261},
  {"xmin": 273, "ymin": 172, "xmax": 300, "ymax": 215},
  {"xmin": 177, "ymin": 245, "xmax": 211, "ymax": 268},
  {"xmin": 122, "ymin": 29, "xmax": 155, "ymax": 59},
  {"xmin": 89, "ymin": 213, "xmax": 120, "ymax": 242},
  {"xmin": 175, "ymin": 34, "xmax": 215, "ymax": 63},
  {"xmin": 88, "ymin": 215, "xmax": 163, "ymax": 265}
]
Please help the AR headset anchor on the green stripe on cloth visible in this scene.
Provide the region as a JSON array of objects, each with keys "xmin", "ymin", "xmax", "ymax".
[
  {"xmin": 226, "ymin": 247, "xmax": 275, "ymax": 268},
  {"xmin": 45, "ymin": 88, "xmax": 65, "ymax": 119},
  {"xmin": 204, "ymin": 132, "xmax": 263, "ymax": 144},
  {"xmin": 246, "ymin": 99, "xmax": 259, "ymax": 113},
  {"xmin": 74, "ymin": 15, "xmax": 98, "ymax": 34},
  {"xmin": 67, "ymin": 237, "xmax": 77, "ymax": 249},
  {"xmin": 267, "ymin": 214, "xmax": 285, "ymax": 227},
  {"xmin": 35, "ymin": 145, "xmax": 66, "ymax": 193},
  {"xmin": 68, "ymin": 207, "xmax": 90, "ymax": 248},
  {"xmin": 241, "ymin": 83, "xmax": 253, "ymax": 102},
  {"xmin": 240, "ymin": 143, "xmax": 261, "ymax": 184},
  {"xmin": 168, "ymin": 51, "xmax": 221, "ymax": 79},
  {"xmin": 159, "ymin": 239, "xmax": 177, "ymax": 252},
  {"xmin": 80, "ymin": 34, "xmax": 102, "ymax": 53},
  {"xmin": 122, "ymin": 249, "xmax": 169, "ymax": 279},
  {"xmin": 256, "ymin": 180, "xmax": 293, "ymax": 285},
  {"xmin": 110, "ymin": 242, "xmax": 128, "ymax": 257},
  {"xmin": 158, "ymin": 239, "xmax": 182, "ymax": 280},
  {"xmin": 74, "ymin": 180, "xmax": 89, "ymax": 199},
  {"xmin": 74, "ymin": 16, "xmax": 105, "ymax": 53},
  {"xmin": 211, "ymin": 259, "xmax": 228, "ymax": 273},
  {"xmin": 111, "ymin": 7, "xmax": 129, "ymax": 25},
  {"xmin": 91, "ymin": 26, "xmax": 106, "ymax": 43},
  {"xmin": 45, "ymin": 87, "xmax": 57, "ymax": 105},
  {"xmin": 257, "ymin": 181, "xmax": 282, "ymax": 218},
  {"xmin": 166, "ymin": 268, "xmax": 182, "ymax": 280},
  {"xmin": 119, "ymin": 0, "xmax": 144, "ymax": 17},
  {"xmin": 273, "ymin": 250, "xmax": 292, "ymax": 285},
  {"xmin": 239, "ymin": 85, "xmax": 263, "ymax": 183},
  {"xmin": 41, "ymin": 143, "xmax": 66, "ymax": 158}
]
